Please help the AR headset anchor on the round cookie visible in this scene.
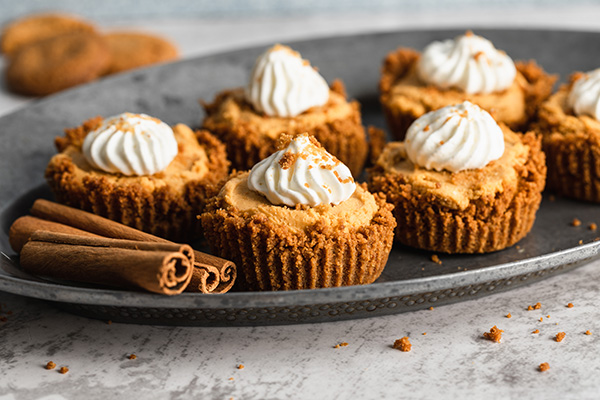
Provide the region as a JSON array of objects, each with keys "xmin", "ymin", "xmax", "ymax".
[
  {"xmin": 5, "ymin": 32, "xmax": 111, "ymax": 96},
  {"xmin": 103, "ymin": 32, "xmax": 178, "ymax": 74},
  {"xmin": 1, "ymin": 13, "xmax": 97, "ymax": 56}
]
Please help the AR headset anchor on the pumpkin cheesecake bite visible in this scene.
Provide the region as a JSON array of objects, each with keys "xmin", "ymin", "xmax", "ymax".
[
  {"xmin": 202, "ymin": 44, "xmax": 368, "ymax": 176},
  {"xmin": 368, "ymin": 101, "xmax": 546, "ymax": 254},
  {"xmin": 45, "ymin": 113, "xmax": 229, "ymax": 241},
  {"xmin": 534, "ymin": 68, "xmax": 600, "ymax": 202},
  {"xmin": 201, "ymin": 133, "xmax": 395, "ymax": 291},
  {"xmin": 380, "ymin": 31, "xmax": 556, "ymax": 140}
]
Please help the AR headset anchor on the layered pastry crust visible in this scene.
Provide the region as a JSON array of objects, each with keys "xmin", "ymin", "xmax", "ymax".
[
  {"xmin": 202, "ymin": 80, "xmax": 367, "ymax": 176},
  {"xmin": 368, "ymin": 127, "xmax": 546, "ymax": 253},
  {"xmin": 379, "ymin": 48, "xmax": 556, "ymax": 140},
  {"xmin": 535, "ymin": 77, "xmax": 600, "ymax": 202},
  {"xmin": 45, "ymin": 117, "xmax": 229, "ymax": 241},
  {"xmin": 201, "ymin": 173, "xmax": 396, "ymax": 290}
]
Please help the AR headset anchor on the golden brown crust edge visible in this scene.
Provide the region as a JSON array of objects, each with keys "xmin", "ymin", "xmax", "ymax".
[
  {"xmin": 379, "ymin": 48, "xmax": 557, "ymax": 140},
  {"xmin": 367, "ymin": 132, "xmax": 546, "ymax": 254},
  {"xmin": 201, "ymin": 80, "xmax": 368, "ymax": 176},
  {"xmin": 534, "ymin": 78, "xmax": 600, "ymax": 202},
  {"xmin": 200, "ymin": 186, "xmax": 396, "ymax": 291},
  {"xmin": 45, "ymin": 123, "xmax": 230, "ymax": 242}
]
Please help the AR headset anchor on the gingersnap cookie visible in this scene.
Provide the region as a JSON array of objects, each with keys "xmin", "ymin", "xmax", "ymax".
[
  {"xmin": 5, "ymin": 32, "xmax": 110, "ymax": 96},
  {"xmin": 103, "ymin": 32, "xmax": 178, "ymax": 74},
  {"xmin": 1, "ymin": 13, "xmax": 97, "ymax": 56}
]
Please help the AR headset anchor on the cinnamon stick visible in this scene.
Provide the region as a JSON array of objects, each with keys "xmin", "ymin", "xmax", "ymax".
[
  {"xmin": 29, "ymin": 199, "xmax": 236, "ymax": 293},
  {"xmin": 20, "ymin": 231, "xmax": 194, "ymax": 295},
  {"xmin": 9, "ymin": 215, "xmax": 101, "ymax": 253}
]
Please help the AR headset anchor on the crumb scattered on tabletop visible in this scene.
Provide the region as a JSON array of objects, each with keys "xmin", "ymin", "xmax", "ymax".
[
  {"xmin": 128, "ymin": 354, "xmax": 137, "ymax": 360},
  {"xmin": 422, "ymin": 332, "xmax": 427, "ymax": 336},
  {"xmin": 45, "ymin": 361, "xmax": 56, "ymax": 370},
  {"xmin": 539, "ymin": 362, "xmax": 550, "ymax": 372},
  {"xmin": 393, "ymin": 337, "xmax": 412, "ymax": 352},
  {"xmin": 555, "ymin": 332, "xmax": 566, "ymax": 342},
  {"xmin": 237, "ymin": 364, "xmax": 244, "ymax": 370},
  {"xmin": 585, "ymin": 330, "xmax": 592, "ymax": 335},
  {"xmin": 506, "ymin": 313, "xmax": 512, "ymax": 318},
  {"xmin": 539, "ymin": 317, "xmax": 544, "ymax": 322},
  {"xmin": 532, "ymin": 329, "xmax": 540, "ymax": 334},
  {"xmin": 431, "ymin": 255, "xmax": 442, "ymax": 264},
  {"xmin": 579, "ymin": 240, "xmax": 583, "ymax": 245},
  {"xmin": 527, "ymin": 302, "xmax": 542, "ymax": 311},
  {"xmin": 428, "ymin": 306, "xmax": 434, "ymax": 311},
  {"xmin": 334, "ymin": 342, "xmax": 349, "ymax": 349},
  {"xmin": 571, "ymin": 218, "xmax": 581, "ymax": 227},
  {"xmin": 59, "ymin": 367, "xmax": 69, "ymax": 374},
  {"xmin": 567, "ymin": 303, "xmax": 574, "ymax": 308},
  {"xmin": 589, "ymin": 223, "xmax": 597, "ymax": 231},
  {"xmin": 483, "ymin": 326, "xmax": 503, "ymax": 343}
]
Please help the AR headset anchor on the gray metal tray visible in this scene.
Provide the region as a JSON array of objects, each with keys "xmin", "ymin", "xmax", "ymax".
[{"xmin": 1, "ymin": 28, "xmax": 599, "ymax": 326}]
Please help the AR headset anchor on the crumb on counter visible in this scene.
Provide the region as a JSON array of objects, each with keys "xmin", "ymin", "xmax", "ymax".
[
  {"xmin": 128, "ymin": 354, "xmax": 137, "ymax": 360},
  {"xmin": 428, "ymin": 306, "xmax": 434, "ymax": 311},
  {"xmin": 45, "ymin": 361, "xmax": 56, "ymax": 370},
  {"xmin": 547, "ymin": 315, "xmax": 550, "ymax": 318},
  {"xmin": 393, "ymin": 337, "xmax": 412, "ymax": 352},
  {"xmin": 334, "ymin": 342, "xmax": 349, "ymax": 349},
  {"xmin": 589, "ymin": 223, "xmax": 597, "ymax": 231},
  {"xmin": 506, "ymin": 313, "xmax": 512, "ymax": 318},
  {"xmin": 585, "ymin": 330, "xmax": 592, "ymax": 335},
  {"xmin": 555, "ymin": 332, "xmax": 566, "ymax": 342},
  {"xmin": 539, "ymin": 362, "xmax": 550, "ymax": 372},
  {"xmin": 229, "ymin": 377, "xmax": 234, "ymax": 381},
  {"xmin": 571, "ymin": 218, "xmax": 581, "ymax": 227},
  {"xmin": 59, "ymin": 367, "xmax": 69, "ymax": 374},
  {"xmin": 540, "ymin": 317, "xmax": 544, "ymax": 322},
  {"xmin": 422, "ymin": 332, "xmax": 427, "ymax": 336},
  {"xmin": 579, "ymin": 239, "xmax": 584, "ymax": 245},
  {"xmin": 431, "ymin": 254, "xmax": 442, "ymax": 264},
  {"xmin": 483, "ymin": 326, "xmax": 503, "ymax": 343},
  {"xmin": 567, "ymin": 303, "xmax": 574, "ymax": 308},
  {"xmin": 237, "ymin": 364, "xmax": 245, "ymax": 370},
  {"xmin": 532, "ymin": 329, "xmax": 540, "ymax": 334},
  {"xmin": 527, "ymin": 302, "xmax": 541, "ymax": 311}
]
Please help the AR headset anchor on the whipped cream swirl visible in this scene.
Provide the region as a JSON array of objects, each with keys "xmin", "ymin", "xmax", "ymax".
[
  {"xmin": 405, "ymin": 101, "xmax": 505, "ymax": 172},
  {"xmin": 247, "ymin": 133, "xmax": 356, "ymax": 206},
  {"xmin": 417, "ymin": 31, "xmax": 517, "ymax": 94},
  {"xmin": 245, "ymin": 44, "xmax": 330, "ymax": 117},
  {"xmin": 567, "ymin": 68, "xmax": 600, "ymax": 120},
  {"xmin": 82, "ymin": 112, "xmax": 178, "ymax": 176}
]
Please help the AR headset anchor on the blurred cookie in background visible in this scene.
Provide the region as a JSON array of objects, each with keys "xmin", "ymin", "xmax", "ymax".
[
  {"xmin": 5, "ymin": 32, "xmax": 111, "ymax": 96},
  {"xmin": 1, "ymin": 13, "xmax": 98, "ymax": 57},
  {"xmin": 103, "ymin": 31, "xmax": 178, "ymax": 74}
]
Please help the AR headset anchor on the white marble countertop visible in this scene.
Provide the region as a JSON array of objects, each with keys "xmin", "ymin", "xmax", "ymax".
[{"xmin": 2, "ymin": 7, "xmax": 600, "ymax": 399}]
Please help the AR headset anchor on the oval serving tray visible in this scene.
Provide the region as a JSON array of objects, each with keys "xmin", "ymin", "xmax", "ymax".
[{"xmin": 1, "ymin": 28, "xmax": 600, "ymax": 326}]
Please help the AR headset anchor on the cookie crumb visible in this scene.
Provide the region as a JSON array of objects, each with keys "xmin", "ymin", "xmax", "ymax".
[
  {"xmin": 547, "ymin": 315, "xmax": 550, "ymax": 318},
  {"xmin": 237, "ymin": 364, "xmax": 245, "ymax": 370},
  {"xmin": 506, "ymin": 313, "xmax": 512, "ymax": 318},
  {"xmin": 334, "ymin": 342, "xmax": 349, "ymax": 348},
  {"xmin": 59, "ymin": 367, "xmax": 69, "ymax": 374},
  {"xmin": 229, "ymin": 377, "xmax": 234, "ymax": 381},
  {"xmin": 589, "ymin": 223, "xmax": 597, "ymax": 231},
  {"xmin": 527, "ymin": 302, "xmax": 541, "ymax": 311},
  {"xmin": 431, "ymin": 255, "xmax": 442, "ymax": 264},
  {"xmin": 571, "ymin": 218, "xmax": 581, "ymax": 227},
  {"xmin": 540, "ymin": 317, "xmax": 544, "ymax": 322},
  {"xmin": 422, "ymin": 332, "xmax": 427, "ymax": 336},
  {"xmin": 393, "ymin": 337, "xmax": 411, "ymax": 352},
  {"xmin": 585, "ymin": 330, "xmax": 592, "ymax": 335},
  {"xmin": 128, "ymin": 354, "xmax": 137, "ymax": 360},
  {"xmin": 428, "ymin": 306, "xmax": 434, "ymax": 311},
  {"xmin": 567, "ymin": 303, "xmax": 574, "ymax": 308},
  {"xmin": 579, "ymin": 239, "xmax": 584, "ymax": 245},
  {"xmin": 532, "ymin": 329, "xmax": 540, "ymax": 334},
  {"xmin": 45, "ymin": 361, "xmax": 56, "ymax": 370},
  {"xmin": 483, "ymin": 326, "xmax": 503, "ymax": 343},
  {"xmin": 555, "ymin": 332, "xmax": 566, "ymax": 342},
  {"xmin": 539, "ymin": 362, "xmax": 550, "ymax": 372}
]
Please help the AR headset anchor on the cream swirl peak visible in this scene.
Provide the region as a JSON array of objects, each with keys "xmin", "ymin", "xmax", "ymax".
[
  {"xmin": 567, "ymin": 69, "xmax": 600, "ymax": 120},
  {"xmin": 245, "ymin": 44, "xmax": 330, "ymax": 117},
  {"xmin": 417, "ymin": 31, "xmax": 517, "ymax": 94},
  {"xmin": 405, "ymin": 101, "xmax": 505, "ymax": 172},
  {"xmin": 82, "ymin": 112, "xmax": 178, "ymax": 176},
  {"xmin": 247, "ymin": 133, "xmax": 356, "ymax": 206}
]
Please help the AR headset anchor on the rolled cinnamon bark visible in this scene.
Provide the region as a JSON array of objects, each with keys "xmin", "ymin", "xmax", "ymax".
[
  {"xmin": 29, "ymin": 199, "xmax": 236, "ymax": 293},
  {"xmin": 20, "ymin": 231, "xmax": 194, "ymax": 295},
  {"xmin": 9, "ymin": 215, "xmax": 101, "ymax": 253}
]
